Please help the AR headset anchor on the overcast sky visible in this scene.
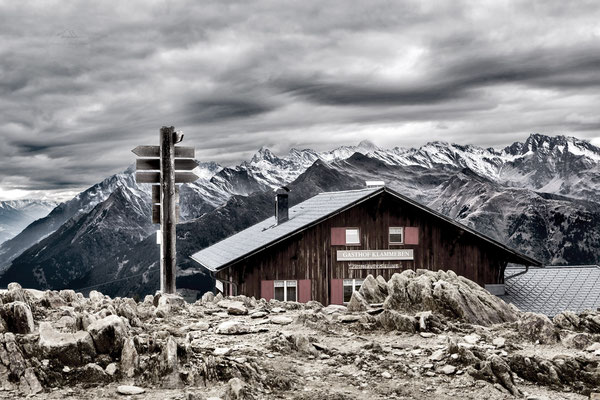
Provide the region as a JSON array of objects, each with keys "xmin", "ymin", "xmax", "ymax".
[{"xmin": 1, "ymin": 0, "xmax": 600, "ymax": 201}]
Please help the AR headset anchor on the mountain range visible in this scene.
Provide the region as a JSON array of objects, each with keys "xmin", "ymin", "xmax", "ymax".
[
  {"xmin": 0, "ymin": 133, "xmax": 599, "ymax": 298},
  {"xmin": 0, "ymin": 200, "xmax": 57, "ymax": 244}
]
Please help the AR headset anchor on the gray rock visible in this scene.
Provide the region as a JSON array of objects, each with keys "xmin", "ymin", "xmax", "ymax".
[
  {"xmin": 216, "ymin": 320, "xmax": 258, "ymax": 335},
  {"xmin": 121, "ymin": 338, "xmax": 139, "ymax": 378},
  {"xmin": 77, "ymin": 363, "xmax": 107, "ymax": 383},
  {"xmin": 7, "ymin": 282, "xmax": 21, "ymax": 291},
  {"xmin": 553, "ymin": 311, "xmax": 580, "ymax": 330},
  {"xmin": 201, "ymin": 291, "xmax": 215, "ymax": 303},
  {"xmin": 117, "ymin": 385, "xmax": 146, "ymax": 395},
  {"xmin": 359, "ymin": 274, "xmax": 388, "ymax": 304},
  {"xmin": 39, "ymin": 322, "xmax": 96, "ymax": 366},
  {"xmin": 383, "ymin": 270, "xmax": 520, "ymax": 326},
  {"xmin": 161, "ymin": 336, "xmax": 178, "ymax": 373},
  {"xmin": 217, "ymin": 300, "xmax": 248, "ymax": 316},
  {"xmin": 18, "ymin": 367, "xmax": 42, "ymax": 395},
  {"xmin": 225, "ymin": 377, "xmax": 245, "ymax": 400},
  {"xmin": 271, "ymin": 316, "xmax": 293, "ymax": 325},
  {"xmin": 339, "ymin": 314, "xmax": 361, "ymax": 323},
  {"xmin": 440, "ymin": 365, "xmax": 456, "ymax": 375},
  {"xmin": 0, "ymin": 301, "xmax": 34, "ymax": 334},
  {"xmin": 320, "ymin": 305, "xmax": 347, "ymax": 315},
  {"xmin": 89, "ymin": 290, "xmax": 104, "ymax": 302},
  {"xmin": 250, "ymin": 311, "xmax": 268, "ymax": 319},
  {"xmin": 518, "ymin": 312, "xmax": 557, "ymax": 344},
  {"xmin": 347, "ymin": 291, "xmax": 369, "ymax": 312},
  {"xmin": 105, "ymin": 363, "xmax": 118, "ymax": 376},
  {"xmin": 376, "ymin": 310, "xmax": 416, "ymax": 333},
  {"xmin": 87, "ymin": 315, "xmax": 127, "ymax": 355}
]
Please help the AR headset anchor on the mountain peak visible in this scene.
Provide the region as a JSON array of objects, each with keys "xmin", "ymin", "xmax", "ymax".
[
  {"xmin": 357, "ymin": 140, "xmax": 378, "ymax": 151},
  {"xmin": 251, "ymin": 147, "xmax": 278, "ymax": 163}
]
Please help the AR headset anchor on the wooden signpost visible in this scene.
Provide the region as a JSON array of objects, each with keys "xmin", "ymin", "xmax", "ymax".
[{"xmin": 132, "ymin": 126, "xmax": 198, "ymax": 294}]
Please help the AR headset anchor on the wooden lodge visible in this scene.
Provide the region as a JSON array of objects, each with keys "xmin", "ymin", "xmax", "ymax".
[{"xmin": 191, "ymin": 184, "xmax": 541, "ymax": 305}]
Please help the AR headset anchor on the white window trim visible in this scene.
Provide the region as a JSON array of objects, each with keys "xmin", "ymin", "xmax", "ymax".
[
  {"xmin": 345, "ymin": 228, "xmax": 361, "ymax": 245},
  {"xmin": 343, "ymin": 278, "xmax": 364, "ymax": 303},
  {"xmin": 389, "ymin": 226, "xmax": 404, "ymax": 244},
  {"xmin": 274, "ymin": 280, "xmax": 297, "ymax": 302}
]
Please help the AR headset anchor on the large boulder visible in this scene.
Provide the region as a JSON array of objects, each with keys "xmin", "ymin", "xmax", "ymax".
[
  {"xmin": 553, "ymin": 311, "xmax": 580, "ymax": 331},
  {"xmin": 39, "ymin": 322, "xmax": 96, "ymax": 366},
  {"xmin": 0, "ymin": 302, "xmax": 34, "ymax": 334},
  {"xmin": 358, "ymin": 275, "xmax": 388, "ymax": 304},
  {"xmin": 120, "ymin": 338, "xmax": 139, "ymax": 378},
  {"xmin": 347, "ymin": 291, "xmax": 369, "ymax": 312},
  {"xmin": 376, "ymin": 310, "xmax": 416, "ymax": 333},
  {"xmin": 382, "ymin": 269, "xmax": 519, "ymax": 326},
  {"xmin": 517, "ymin": 312, "xmax": 558, "ymax": 344},
  {"xmin": 86, "ymin": 315, "xmax": 127, "ymax": 355}
]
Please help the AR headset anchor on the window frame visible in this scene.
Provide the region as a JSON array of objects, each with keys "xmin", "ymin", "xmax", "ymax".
[
  {"xmin": 342, "ymin": 278, "xmax": 365, "ymax": 303},
  {"xmin": 274, "ymin": 280, "xmax": 298, "ymax": 302},
  {"xmin": 389, "ymin": 226, "xmax": 404, "ymax": 245},
  {"xmin": 345, "ymin": 227, "xmax": 361, "ymax": 246}
]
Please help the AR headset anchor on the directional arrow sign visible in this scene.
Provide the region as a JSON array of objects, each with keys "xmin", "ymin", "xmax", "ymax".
[
  {"xmin": 136, "ymin": 159, "xmax": 198, "ymax": 171},
  {"xmin": 132, "ymin": 145, "xmax": 195, "ymax": 158},
  {"xmin": 175, "ymin": 172, "xmax": 198, "ymax": 183},
  {"xmin": 136, "ymin": 172, "xmax": 160, "ymax": 183}
]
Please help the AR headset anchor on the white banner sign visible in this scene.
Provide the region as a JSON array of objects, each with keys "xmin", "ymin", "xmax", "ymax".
[{"xmin": 337, "ymin": 249, "xmax": 414, "ymax": 261}]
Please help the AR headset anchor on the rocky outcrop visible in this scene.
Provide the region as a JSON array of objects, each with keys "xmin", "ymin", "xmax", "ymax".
[
  {"xmin": 358, "ymin": 274, "xmax": 388, "ymax": 304},
  {"xmin": 0, "ymin": 302, "xmax": 34, "ymax": 334},
  {"xmin": 86, "ymin": 315, "xmax": 127, "ymax": 356},
  {"xmin": 377, "ymin": 269, "xmax": 520, "ymax": 326},
  {"xmin": 39, "ymin": 322, "xmax": 96, "ymax": 366}
]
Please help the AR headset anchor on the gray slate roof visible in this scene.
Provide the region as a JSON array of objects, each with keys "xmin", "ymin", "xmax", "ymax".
[
  {"xmin": 191, "ymin": 186, "xmax": 540, "ymax": 272},
  {"xmin": 501, "ymin": 265, "xmax": 600, "ymax": 316},
  {"xmin": 191, "ymin": 187, "xmax": 382, "ymax": 271}
]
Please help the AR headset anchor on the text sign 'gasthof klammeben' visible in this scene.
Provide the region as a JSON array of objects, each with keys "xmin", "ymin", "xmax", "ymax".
[{"xmin": 337, "ymin": 249, "xmax": 414, "ymax": 261}]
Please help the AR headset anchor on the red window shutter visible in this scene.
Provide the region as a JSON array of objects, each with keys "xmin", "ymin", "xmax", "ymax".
[
  {"xmin": 298, "ymin": 279, "xmax": 311, "ymax": 303},
  {"xmin": 261, "ymin": 280, "xmax": 274, "ymax": 301},
  {"xmin": 405, "ymin": 227, "xmax": 419, "ymax": 245},
  {"xmin": 330, "ymin": 279, "xmax": 343, "ymax": 305},
  {"xmin": 331, "ymin": 228, "xmax": 346, "ymax": 245}
]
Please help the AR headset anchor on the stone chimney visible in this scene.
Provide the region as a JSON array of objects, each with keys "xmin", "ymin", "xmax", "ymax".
[{"xmin": 275, "ymin": 187, "xmax": 290, "ymax": 224}]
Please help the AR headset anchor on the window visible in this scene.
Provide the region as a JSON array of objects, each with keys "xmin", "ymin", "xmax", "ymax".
[
  {"xmin": 345, "ymin": 228, "xmax": 360, "ymax": 245},
  {"xmin": 389, "ymin": 227, "xmax": 404, "ymax": 244},
  {"xmin": 343, "ymin": 278, "xmax": 364, "ymax": 303},
  {"xmin": 274, "ymin": 280, "xmax": 297, "ymax": 302}
]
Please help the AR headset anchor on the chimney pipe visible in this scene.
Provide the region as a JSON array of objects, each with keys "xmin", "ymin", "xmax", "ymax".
[{"xmin": 275, "ymin": 187, "xmax": 290, "ymax": 224}]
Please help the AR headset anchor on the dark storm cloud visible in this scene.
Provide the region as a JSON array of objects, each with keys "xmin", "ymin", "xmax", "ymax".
[
  {"xmin": 185, "ymin": 99, "xmax": 276, "ymax": 123},
  {"xmin": 0, "ymin": 0, "xmax": 599, "ymax": 200}
]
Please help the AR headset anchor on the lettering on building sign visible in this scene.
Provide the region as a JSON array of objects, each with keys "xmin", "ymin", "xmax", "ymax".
[
  {"xmin": 348, "ymin": 263, "xmax": 401, "ymax": 270},
  {"xmin": 337, "ymin": 249, "xmax": 414, "ymax": 261}
]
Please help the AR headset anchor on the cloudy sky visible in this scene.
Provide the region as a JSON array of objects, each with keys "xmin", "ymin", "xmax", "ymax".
[{"xmin": 1, "ymin": 0, "xmax": 600, "ymax": 200}]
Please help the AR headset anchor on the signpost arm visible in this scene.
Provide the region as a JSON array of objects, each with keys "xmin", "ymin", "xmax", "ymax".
[{"xmin": 160, "ymin": 126, "xmax": 177, "ymax": 294}]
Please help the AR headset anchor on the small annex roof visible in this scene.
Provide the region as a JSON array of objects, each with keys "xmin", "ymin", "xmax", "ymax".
[
  {"xmin": 501, "ymin": 265, "xmax": 600, "ymax": 316},
  {"xmin": 191, "ymin": 186, "xmax": 542, "ymax": 272}
]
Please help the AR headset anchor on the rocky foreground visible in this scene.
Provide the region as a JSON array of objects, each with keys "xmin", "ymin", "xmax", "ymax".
[{"xmin": 0, "ymin": 269, "xmax": 599, "ymax": 399}]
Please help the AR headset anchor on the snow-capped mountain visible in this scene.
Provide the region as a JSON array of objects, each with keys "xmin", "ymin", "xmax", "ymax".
[
  {"xmin": 0, "ymin": 200, "xmax": 57, "ymax": 244},
  {"xmin": 1, "ymin": 133, "xmax": 599, "ymax": 296}
]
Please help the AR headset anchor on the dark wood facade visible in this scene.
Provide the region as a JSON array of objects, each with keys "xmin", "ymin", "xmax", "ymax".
[{"xmin": 215, "ymin": 191, "xmax": 536, "ymax": 305}]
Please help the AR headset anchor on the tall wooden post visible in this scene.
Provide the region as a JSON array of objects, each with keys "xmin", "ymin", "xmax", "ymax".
[
  {"xmin": 133, "ymin": 127, "xmax": 197, "ymax": 294},
  {"xmin": 160, "ymin": 126, "xmax": 177, "ymax": 294}
]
